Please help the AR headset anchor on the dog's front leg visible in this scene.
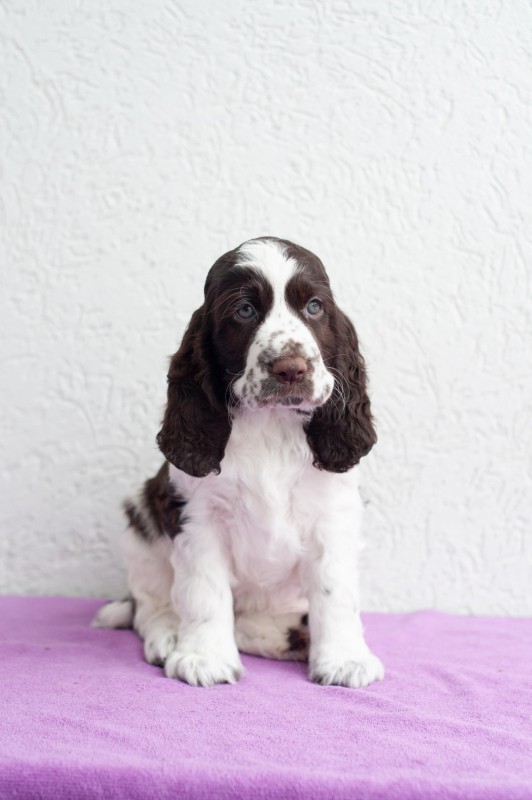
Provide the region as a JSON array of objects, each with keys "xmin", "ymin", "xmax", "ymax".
[
  {"xmin": 306, "ymin": 514, "xmax": 384, "ymax": 689},
  {"xmin": 165, "ymin": 519, "xmax": 243, "ymax": 687}
]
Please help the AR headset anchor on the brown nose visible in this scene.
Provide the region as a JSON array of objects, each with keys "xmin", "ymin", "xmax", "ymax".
[{"xmin": 272, "ymin": 356, "xmax": 308, "ymax": 384}]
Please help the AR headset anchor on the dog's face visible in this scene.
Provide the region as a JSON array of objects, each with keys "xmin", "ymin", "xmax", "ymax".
[
  {"xmin": 208, "ymin": 238, "xmax": 335, "ymax": 412},
  {"xmin": 157, "ymin": 237, "xmax": 376, "ymax": 477}
]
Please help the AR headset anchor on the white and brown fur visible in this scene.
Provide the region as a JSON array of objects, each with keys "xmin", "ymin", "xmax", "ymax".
[{"xmin": 94, "ymin": 237, "xmax": 384, "ymax": 688}]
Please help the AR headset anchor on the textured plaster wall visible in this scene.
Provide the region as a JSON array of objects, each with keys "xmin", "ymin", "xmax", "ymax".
[{"xmin": 1, "ymin": 0, "xmax": 531, "ymax": 614}]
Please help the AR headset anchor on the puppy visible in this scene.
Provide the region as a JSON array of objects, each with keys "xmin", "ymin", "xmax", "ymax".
[{"xmin": 94, "ymin": 236, "xmax": 384, "ymax": 689}]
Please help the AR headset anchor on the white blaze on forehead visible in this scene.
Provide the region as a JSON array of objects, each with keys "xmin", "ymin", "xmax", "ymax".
[{"xmin": 236, "ymin": 238, "xmax": 298, "ymax": 309}]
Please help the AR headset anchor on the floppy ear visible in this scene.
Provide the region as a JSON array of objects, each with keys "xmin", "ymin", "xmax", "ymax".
[
  {"xmin": 306, "ymin": 309, "xmax": 377, "ymax": 472},
  {"xmin": 156, "ymin": 306, "xmax": 231, "ymax": 478}
]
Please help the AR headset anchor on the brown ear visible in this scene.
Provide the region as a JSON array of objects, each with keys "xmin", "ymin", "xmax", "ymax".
[
  {"xmin": 305, "ymin": 310, "xmax": 377, "ymax": 472},
  {"xmin": 156, "ymin": 306, "xmax": 231, "ymax": 478}
]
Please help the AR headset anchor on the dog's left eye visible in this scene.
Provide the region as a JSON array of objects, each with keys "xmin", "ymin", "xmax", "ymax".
[
  {"xmin": 305, "ymin": 298, "xmax": 323, "ymax": 317},
  {"xmin": 234, "ymin": 303, "xmax": 257, "ymax": 321}
]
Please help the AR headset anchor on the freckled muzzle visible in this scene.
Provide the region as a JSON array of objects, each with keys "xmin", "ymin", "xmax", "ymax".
[
  {"xmin": 263, "ymin": 351, "xmax": 315, "ymax": 403},
  {"xmin": 236, "ymin": 343, "xmax": 333, "ymax": 411}
]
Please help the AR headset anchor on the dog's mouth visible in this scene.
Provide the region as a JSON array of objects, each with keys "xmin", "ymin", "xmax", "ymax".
[
  {"xmin": 279, "ymin": 395, "xmax": 303, "ymax": 406},
  {"xmin": 255, "ymin": 379, "xmax": 319, "ymax": 410},
  {"xmin": 235, "ymin": 369, "xmax": 332, "ymax": 411}
]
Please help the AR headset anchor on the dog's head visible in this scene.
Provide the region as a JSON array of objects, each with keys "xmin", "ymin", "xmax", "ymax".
[{"xmin": 157, "ymin": 237, "xmax": 376, "ymax": 477}]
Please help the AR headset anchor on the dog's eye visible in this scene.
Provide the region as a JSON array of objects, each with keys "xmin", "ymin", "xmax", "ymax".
[
  {"xmin": 234, "ymin": 303, "xmax": 256, "ymax": 321},
  {"xmin": 305, "ymin": 298, "xmax": 323, "ymax": 318}
]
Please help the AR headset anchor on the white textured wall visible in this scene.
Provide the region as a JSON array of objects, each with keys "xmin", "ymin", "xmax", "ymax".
[{"xmin": 1, "ymin": 0, "xmax": 531, "ymax": 614}]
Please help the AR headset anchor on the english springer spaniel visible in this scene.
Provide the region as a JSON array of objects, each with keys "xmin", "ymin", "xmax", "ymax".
[{"xmin": 94, "ymin": 236, "xmax": 384, "ymax": 689}]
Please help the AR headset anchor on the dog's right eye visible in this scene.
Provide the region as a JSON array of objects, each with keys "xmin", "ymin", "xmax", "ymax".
[{"xmin": 234, "ymin": 303, "xmax": 257, "ymax": 321}]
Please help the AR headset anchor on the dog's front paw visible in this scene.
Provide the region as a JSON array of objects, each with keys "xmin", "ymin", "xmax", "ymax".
[
  {"xmin": 164, "ymin": 650, "xmax": 244, "ymax": 687},
  {"xmin": 310, "ymin": 652, "xmax": 384, "ymax": 689}
]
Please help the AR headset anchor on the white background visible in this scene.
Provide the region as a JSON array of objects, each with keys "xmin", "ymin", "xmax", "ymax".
[{"xmin": 1, "ymin": 0, "xmax": 531, "ymax": 614}]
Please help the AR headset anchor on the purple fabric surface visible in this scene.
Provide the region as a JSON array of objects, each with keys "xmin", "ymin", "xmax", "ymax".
[{"xmin": 0, "ymin": 598, "xmax": 531, "ymax": 800}]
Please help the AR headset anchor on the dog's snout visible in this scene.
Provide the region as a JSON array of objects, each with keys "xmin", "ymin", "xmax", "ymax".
[{"xmin": 272, "ymin": 356, "xmax": 308, "ymax": 385}]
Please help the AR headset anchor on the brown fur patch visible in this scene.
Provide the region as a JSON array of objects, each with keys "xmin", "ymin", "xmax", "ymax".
[
  {"xmin": 125, "ymin": 463, "xmax": 186, "ymax": 541},
  {"xmin": 287, "ymin": 625, "xmax": 310, "ymax": 653}
]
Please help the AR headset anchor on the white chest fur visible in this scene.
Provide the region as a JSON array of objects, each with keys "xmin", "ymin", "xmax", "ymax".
[{"xmin": 171, "ymin": 408, "xmax": 360, "ymax": 615}]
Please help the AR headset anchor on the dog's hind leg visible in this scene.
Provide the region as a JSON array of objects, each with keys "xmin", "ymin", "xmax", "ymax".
[
  {"xmin": 235, "ymin": 611, "xmax": 310, "ymax": 661},
  {"xmin": 94, "ymin": 524, "xmax": 181, "ymax": 667},
  {"xmin": 124, "ymin": 529, "xmax": 182, "ymax": 666}
]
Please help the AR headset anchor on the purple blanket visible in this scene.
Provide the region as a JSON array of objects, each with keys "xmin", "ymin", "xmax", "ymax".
[{"xmin": 1, "ymin": 597, "xmax": 531, "ymax": 799}]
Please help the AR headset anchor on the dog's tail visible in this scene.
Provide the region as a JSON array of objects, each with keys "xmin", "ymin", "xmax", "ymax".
[{"xmin": 91, "ymin": 598, "xmax": 134, "ymax": 629}]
